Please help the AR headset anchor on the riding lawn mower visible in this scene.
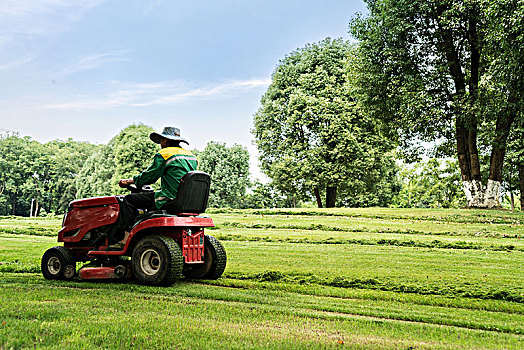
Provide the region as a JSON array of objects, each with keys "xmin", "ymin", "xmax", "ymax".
[{"xmin": 41, "ymin": 171, "xmax": 226, "ymax": 286}]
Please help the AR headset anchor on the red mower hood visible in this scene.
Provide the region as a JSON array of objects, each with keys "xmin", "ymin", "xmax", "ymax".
[{"xmin": 69, "ymin": 196, "xmax": 118, "ymax": 208}]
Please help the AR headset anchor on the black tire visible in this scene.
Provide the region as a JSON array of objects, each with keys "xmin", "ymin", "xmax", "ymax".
[
  {"xmin": 183, "ymin": 235, "xmax": 227, "ymax": 280},
  {"xmin": 41, "ymin": 246, "xmax": 76, "ymax": 280},
  {"xmin": 132, "ymin": 235, "xmax": 183, "ymax": 286}
]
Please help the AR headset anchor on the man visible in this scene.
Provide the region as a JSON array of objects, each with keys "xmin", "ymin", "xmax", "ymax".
[{"xmin": 111, "ymin": 126, "xmax": 198, "ymax": 246}]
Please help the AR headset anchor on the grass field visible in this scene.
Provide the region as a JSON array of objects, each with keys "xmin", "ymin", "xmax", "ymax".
[{"xmin": 0, "ymin": 208, "xmax": 523, "ymax": 349}]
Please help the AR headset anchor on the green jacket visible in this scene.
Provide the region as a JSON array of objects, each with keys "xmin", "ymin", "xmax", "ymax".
[{"xmin": 133, "ymin": 147, "xmax": 198, "ymax": 208}]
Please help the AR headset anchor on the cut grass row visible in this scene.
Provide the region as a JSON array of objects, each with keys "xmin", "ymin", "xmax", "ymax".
[
  {"xmin": 2, "ymin": 234, "xmax": 523, "ymax": 304},
  {"xmin": 208, "ymin": 207, "xmax": 524, "ymax": 224},
  {"xmin": 212, "ymin": 229, "xmax": 523, "ymax": 252}
]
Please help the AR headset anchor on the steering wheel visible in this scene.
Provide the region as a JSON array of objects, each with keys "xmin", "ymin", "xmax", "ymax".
[{"xmin": 126, "ymin": 184, "xmax": 154, "ymax": 194}]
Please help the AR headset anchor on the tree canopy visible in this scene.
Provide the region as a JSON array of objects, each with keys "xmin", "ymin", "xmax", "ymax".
[
  {"xmin": 0, "ymin": 133, "xmax": 98, "ymax": 216},
  {"xmin": 253, "ymin": 38, "xmax": 398, "ymax": 208},
  {"xmin": 76, "ymin": 124, "xmax": 158, "ymax": 198},
  {"xmin": 197, "ymin": 141, "xmax": 250, "ymax": 208},
  {"xmin": 349, "ymin": 0, "xmax": 522, "ymax": 208}
]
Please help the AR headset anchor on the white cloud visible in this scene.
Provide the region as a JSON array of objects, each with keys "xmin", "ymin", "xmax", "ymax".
[
  {"xmin": 57, "ymin": 50, "xmax": 133, "ymax": 76},
  {"xmin": 42, "ymin": 78, "xmax": 271, "ymax": 110},
  {"xmin": 0, "ymin": 57, "xmax": 33, "ymax": 70}
]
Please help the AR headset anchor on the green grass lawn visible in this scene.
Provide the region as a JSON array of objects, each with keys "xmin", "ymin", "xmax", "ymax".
[{"xmin": 1, "ymin": 208, "xmax": 523, "ymax": 349}]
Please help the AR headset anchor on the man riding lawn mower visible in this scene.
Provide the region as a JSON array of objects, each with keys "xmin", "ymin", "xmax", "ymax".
[{"xmin": 41, "ymin": 127, "xmax": 226, "ymax": 286}]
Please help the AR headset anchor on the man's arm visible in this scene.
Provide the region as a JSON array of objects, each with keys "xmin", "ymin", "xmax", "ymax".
[
  {"xmin": 118, "ymin": 178, "xmax": 134, "ymax": 187},
  {"xmin": 121, "ymin": 153, "xmax": 166, "ymax": 188}
]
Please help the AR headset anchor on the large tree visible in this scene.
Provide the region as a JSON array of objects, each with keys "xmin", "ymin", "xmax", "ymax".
[
  {"xmin": 253, "ymin": 38, "xmax": 396, "ymax": 208},
  {"xmin": 197, "ymin": 141, "xmax": 250, "ymax": 208},
  {"xmin": 349, "ymin": 0, "xmax": 521, "ymax": 208},
  {"xmin": 483, "ymin": 0, "xmax": 524, "ymax": 210}
]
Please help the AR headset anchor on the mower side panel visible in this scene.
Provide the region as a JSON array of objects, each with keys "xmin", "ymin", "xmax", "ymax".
[
  {"xmin": 132, "ymin": 216, "xmax": 215, "ymax": 230},
  {"xmin": 59, "ymin": 200, "xmax": 120, "ymax": 243},
  {"xmin": 87, "ymin": 217, "xmax": 213, "ymax": 263}
]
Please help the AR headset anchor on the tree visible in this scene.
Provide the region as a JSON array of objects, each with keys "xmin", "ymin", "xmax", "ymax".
[
  {"xmin": 349, "ymin": 0, "xmax": 520, "ymax": 208},
  {"xmin": 76, "ymin": 124, "xmax": 158, "ymax": 198},
  {"xmin": 39, "ymin": 139, "xmax": 99, "ymax": 214},
  {"xmin": 240, "ymin": 181, "xmax": 289, "ymax": 209},
  {"xmin": 483, "ymin": 0, "xmax": 524, "ymax": 210},
  {"xmin": 0, "ymin": 133, "xmax": 35, "ymax": 215},
  {"xmin": 392, "ymin": 159, "xmax": 465, "ymax": 208},
  {"xmin": 253, "ymin": 38, "xmax": 396, "ymax": 208},
  {"xmin": 197, "ymin": 142, "xmax": 250, "ymax": 208},
  {"xmin": 0, "ymin": 133, "xmax": 98, "ymax": 216},
  {"xmin": 504, "ymin": 118, "xmax": 524, "ymax": 210}
]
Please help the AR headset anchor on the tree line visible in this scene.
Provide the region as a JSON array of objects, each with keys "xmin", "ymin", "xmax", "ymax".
[
  {"xmin": 0, "ymin": 123, "xmax": 517, "ymax": 217},
  {"xmin": 0, "ymin": 125, "xmax": 254, "ymax": 216}
]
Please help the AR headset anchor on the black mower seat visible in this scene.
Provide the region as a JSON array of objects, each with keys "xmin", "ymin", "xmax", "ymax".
[
  {"xmin": 160, "ymin": 171, "xmax": 211, "ymax": 215},
  {"xmin": 129, "ymin": 171, "xmax": 211, "ymax": 228}
]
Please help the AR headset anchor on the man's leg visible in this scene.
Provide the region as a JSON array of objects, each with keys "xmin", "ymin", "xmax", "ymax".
[{"xmin": 111, "ymin": 192, "xmax": 155, "ymax": 244}]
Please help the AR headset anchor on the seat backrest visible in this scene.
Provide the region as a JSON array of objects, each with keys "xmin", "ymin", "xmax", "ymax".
[{"xmin": 161, "ymin": 171, "xmax": 211, "ymax": 214}]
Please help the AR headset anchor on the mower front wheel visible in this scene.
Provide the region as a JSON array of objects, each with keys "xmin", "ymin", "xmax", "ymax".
[
  {"xmin": 41, "ymin": 246, "xmax": 76, "ymax": 280},
  {"xmin": 132, "ymin": 235, "xmax": 183, "ymax": 286}
]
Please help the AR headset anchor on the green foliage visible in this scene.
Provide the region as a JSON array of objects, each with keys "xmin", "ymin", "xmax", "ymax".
[
  {"xmin": 0, "ymin": 132, "xmax": 98, "ymax": 215},
  {"xmin": 76, "ymin": 144, "xmax": 115, "ymax": 198},
  {"xmin": 392, "ymin": 159, "xmax": 465, "ymax": 208},
  {"xmin": 198, "ymin": 142, "xmax": 250, "ymax": 209},
  {"xmin": 349, "ymin": 0, "xmax": 523, "ymax": 207},
  {"xmin": 253, "ymin": 38, "xmax": 397, "ymax": 207},
  {"xmin": 76, "ymin": 124, "xmax": 158, "ymax": 198},
  {"xmin": 349, "ymin": 0, "xmax": 453, "ymax": 150},
  {"xmin": 239, "ymin": 181, "xmax": 290, "ymax": 209}
]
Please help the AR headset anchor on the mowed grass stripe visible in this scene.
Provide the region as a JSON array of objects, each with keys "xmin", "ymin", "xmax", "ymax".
[
  {"xmin": 211, "ymin": 228, "xmax": 524, "ymax": 252},
  {"xmin": 211, "ymin": 215, "xmax": 523, "ymax": 239},
  {"xmin": 208, "ymin": 207, "xmax": 524, "ymax": 225},
  {"xmin": 1, "ymin": 235, "xmax": 523, "ymax": 303},
  {"xmin": 223, "ymin": 241, "xmax": 524, "ymax": 303},
  {"xmin": 1, "ymin": 275, "xmax": 523, "ymax": 349},
  {"xmin": 204, "ymin": 278, "xmax": 524, "ymax": 316}
]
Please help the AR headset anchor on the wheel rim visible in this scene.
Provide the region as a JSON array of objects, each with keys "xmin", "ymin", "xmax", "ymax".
[
  {"xmin": 63, "ymin": 265, "xmax": 75, "ymax": 279},
  {"xmin": 140, "ymin": 249, "xmax": 161, "ymax": 276},
  {"xmin": 47, "ymin": 256, "xmax": 61, "ymax": 275}
]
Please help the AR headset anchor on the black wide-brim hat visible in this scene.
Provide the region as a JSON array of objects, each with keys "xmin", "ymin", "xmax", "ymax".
[{"xmin": 150, "ymin": 126, "xmax": 189, "ymax": 145}]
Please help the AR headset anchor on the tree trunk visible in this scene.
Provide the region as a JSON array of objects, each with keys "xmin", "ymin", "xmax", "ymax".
[
  {"xmin": 325, "ymin": 186, "xmax": 337, "ymax": 208},
  {"xmin": 313, "ymin": 187, "xmax": 323, "ymax": 208},
  {"xmin": 484, "ymin": 107, "xmax": 516, "ymax": 207},
  {"xmin": 510, "ymin": 192, "xmax": 515, "ymax": 211},
  {"xmin": 11, "ymin": 191, "xmax": 16, "ymax": 215},
  {"xmin": 519, "ymin": 163, "xmax": 524, "ymax": 211},
  {"xmin": 438, "ymin": 8, "xmax": 486, "ymax": 208},
  {"xmin": 30, "ymin": 199, "xmax": 35, "ymax": 218}
]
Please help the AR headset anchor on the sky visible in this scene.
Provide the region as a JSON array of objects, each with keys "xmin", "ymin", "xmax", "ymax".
[{"xmin": 0, "ymin": 0, "xmax": 367, "ymax": 180}]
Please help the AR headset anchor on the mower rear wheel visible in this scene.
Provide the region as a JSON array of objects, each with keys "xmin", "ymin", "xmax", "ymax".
[
  {"xmin": 183, "ymin": 235, "xmax": 227, "ymax": 280},
  {"xmin": 132, "ymin": 235, "xmax": 183, "ymax": 286},
  {"xmin": 41, "ymin": 246, "xmax": 76, "ymax": 280}
]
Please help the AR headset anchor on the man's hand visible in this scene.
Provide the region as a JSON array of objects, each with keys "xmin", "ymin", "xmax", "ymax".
[{"xmin": 118, "ymin": 178, "xmax": 134, "ymax": 188}]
